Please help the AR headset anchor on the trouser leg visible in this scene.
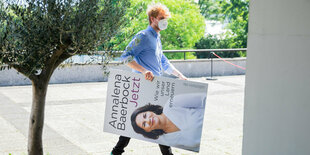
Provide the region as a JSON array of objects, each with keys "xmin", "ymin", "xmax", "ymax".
[
  {"xmin": 159, "ymin": 144, "xmax": 173, "ymax": 155},
  {"xmin": 111, "ymin": 136, "xmax": 131, "ymax": 155}
]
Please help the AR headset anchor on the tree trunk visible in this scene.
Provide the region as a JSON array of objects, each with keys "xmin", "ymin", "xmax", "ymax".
[{"xmin": 28, "ymin": 80, "xmax": 49, "ymax": 155}]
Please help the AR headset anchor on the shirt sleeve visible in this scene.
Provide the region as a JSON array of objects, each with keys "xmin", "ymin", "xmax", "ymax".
[
  {"xmin": 161, "ymin": 54, "xmax": 175, "ymax": 75},
  {"xmin": 120, "ymin": 32, "xmax": 146, "ymax": 64}
]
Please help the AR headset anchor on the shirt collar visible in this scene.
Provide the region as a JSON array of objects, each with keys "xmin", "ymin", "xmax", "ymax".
[{"xmin": 147, "ymin": 25, "xmax": 159, "ymax": 38}]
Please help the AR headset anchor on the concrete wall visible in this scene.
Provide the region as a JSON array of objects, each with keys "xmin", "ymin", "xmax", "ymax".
[
  {"xmin": 0, "ymin": 58, "xmax": 246, "ymax": 86},
  {"xmin": 243, "ymin": 0, "xmax": 310, "ymax": 155}
]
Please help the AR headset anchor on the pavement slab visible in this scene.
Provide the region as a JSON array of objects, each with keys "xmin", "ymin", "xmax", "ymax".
[{"xmin": 0, "ymin": 75, "xmax": 245, "ymax": 155}]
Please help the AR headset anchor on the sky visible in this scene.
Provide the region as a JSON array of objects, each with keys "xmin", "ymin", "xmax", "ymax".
[{"xmin": 205, "ymin": 20, "xmax": 227, "ymax": 35}]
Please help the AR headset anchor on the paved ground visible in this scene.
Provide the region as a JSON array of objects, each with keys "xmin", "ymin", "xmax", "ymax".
[{"xmin": 0, "ymin": 75, "xmax": 245, "ymax": 155}]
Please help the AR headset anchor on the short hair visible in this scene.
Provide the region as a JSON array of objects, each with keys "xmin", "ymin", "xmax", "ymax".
[
  {"xmin": 146, "ymin": 2, "xmax": 171, "ymax": 24},
  {"xmin": 131, "ymin": 103, "xmax": 165, "ymax": 139}
]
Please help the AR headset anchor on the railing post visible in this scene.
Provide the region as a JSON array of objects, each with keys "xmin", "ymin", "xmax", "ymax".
[
  {"xmin": 184, "ymin": 51, "xmax": 186, "ymax": 60},
  {"xmin": 207, "ymin": 52, "xmax": 217, "ymax": 80}
]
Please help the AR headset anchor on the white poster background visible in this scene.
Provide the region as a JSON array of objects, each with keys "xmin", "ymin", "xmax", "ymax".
[{"xmin": 104, "ymin": 69, "xmax": 208, "ymax": 152}]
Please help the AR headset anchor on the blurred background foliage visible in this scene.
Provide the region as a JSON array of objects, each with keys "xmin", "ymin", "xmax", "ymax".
[
  {"xmin": 100, "ymin": 0, "xmax": 206, "ymax": 60},
  {"xmin": 105, "ymin": 0, "xmax": 249, "ymax": 60},
  {"xmin": 196, "ymin": 0, "xmax": 249, "ymax": 58}
]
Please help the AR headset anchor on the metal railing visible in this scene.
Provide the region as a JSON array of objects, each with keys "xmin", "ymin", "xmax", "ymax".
[
  {"xmin": 97, "ymin": 48, "xmax": 247, "ymax": 60},
  {"xmin": 163, "ymin": 48, "xmax": 247, "ymax": 60},
  {"xmin": 163, "ymin": 48, "xmax": 247, "ymax": 80},
  {"xmin": 99, "ymin": 48, "xmax": 247, "ymax": 79}
]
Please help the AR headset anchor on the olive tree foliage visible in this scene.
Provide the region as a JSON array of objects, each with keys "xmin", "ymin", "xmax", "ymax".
[
  {"xmin": 0, "ymin": 0, "xmax": 130, "ymax": 154},
  {"xmin": 105, "ymin": 0, "xmax": 205, "ymax": 59},
  {"xmin": 0, "ymin": 0, "xmax": 130, "ymax": 76}
]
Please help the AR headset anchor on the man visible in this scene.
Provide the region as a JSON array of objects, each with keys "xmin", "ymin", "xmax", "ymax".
[{"xmin": 111, "ymin": 3, "xmax": 187, "ymax": 155}]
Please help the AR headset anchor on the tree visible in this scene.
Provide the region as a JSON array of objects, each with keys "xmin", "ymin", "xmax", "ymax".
[
  {"xmin": 196, "ymin": 0, "xmax": 249, "ymax": 58},
  {"xmin": 0, "ymin": 0, "xmax": 130, "ymax": 154},
  {"xmin": 194, "ymin": 34, "xmax": 241, "ymax": 58},
  {"xmin": 106, "ymin": 0, "xmax": 206, "ymax": 59}
]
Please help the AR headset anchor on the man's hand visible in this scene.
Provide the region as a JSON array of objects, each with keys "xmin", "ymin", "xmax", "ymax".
[
  {"xmin": 142, "ymin": 70, "xmax": 154, "ymax": 81},
  {"xmin": 171, "ymin": 68, "xmax": 187, "ymax": 80},
  {"xmin": 127, "ymin": 61, "xmax": 154, "ymax": 81},
  {"xmin": 179, "ymin": 74, "xmax": 188, "ymax": 80}
]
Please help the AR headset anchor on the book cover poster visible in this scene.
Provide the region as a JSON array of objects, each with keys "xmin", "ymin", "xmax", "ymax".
[{"xmin": 103, "ymin": 69, "xmax": 208, "ymax": 152}]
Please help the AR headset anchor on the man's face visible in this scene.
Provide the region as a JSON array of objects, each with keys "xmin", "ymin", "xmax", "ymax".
[{"xmin": 151, "ymin": 12, "xmax": 166, "ymax": 31}]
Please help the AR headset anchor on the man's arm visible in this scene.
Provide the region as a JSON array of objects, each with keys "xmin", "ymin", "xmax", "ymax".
[
  {"xmin": 128, "ymin": 60, "xmax": 154, "ymax": 81},
  {"xmin": 119, "ymin": 32, "xmax": 154, "ymax": 81},
  {"xmin": 161, "ymin": 54, "xmax": 188, "ymax": 80}
]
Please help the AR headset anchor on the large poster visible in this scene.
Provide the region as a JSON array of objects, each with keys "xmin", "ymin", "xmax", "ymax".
[{"xmin": 103, "ymin": 69, "xmax": 208, "ymax": 152}]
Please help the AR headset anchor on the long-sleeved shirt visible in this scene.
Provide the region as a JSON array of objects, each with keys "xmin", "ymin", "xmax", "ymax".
[{"xmin": 120, "ymin": 25, "xmax": 175, "ymax": 76}]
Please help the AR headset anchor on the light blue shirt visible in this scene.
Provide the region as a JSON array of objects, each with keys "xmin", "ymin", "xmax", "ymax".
[{"xmin": 120, "ymin": 26, "xmax": 174, "ymax": 76}]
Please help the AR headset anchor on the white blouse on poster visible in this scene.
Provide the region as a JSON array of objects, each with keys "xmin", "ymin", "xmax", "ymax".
[{"xmin": 158, "ymin": 93, "xmax": 207, "ymax": 152}]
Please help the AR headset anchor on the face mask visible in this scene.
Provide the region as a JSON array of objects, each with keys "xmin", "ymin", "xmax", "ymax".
[{"xmin": 158, "ymin": 19, "xmax": 168, "ymax": 30}]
